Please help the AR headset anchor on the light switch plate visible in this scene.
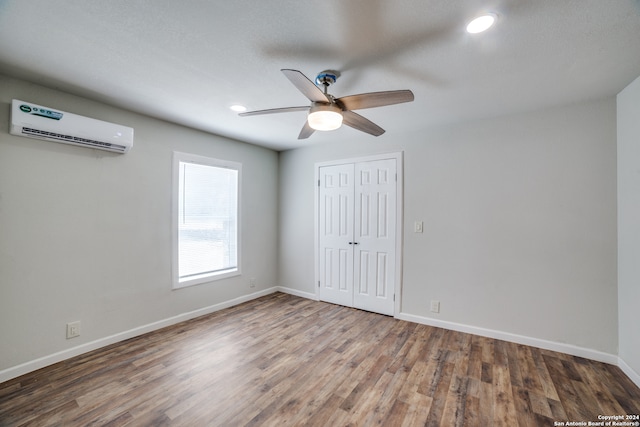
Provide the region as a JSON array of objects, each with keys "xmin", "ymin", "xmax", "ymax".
[
  {"xmin": 430, "ymin": 300, "xmax": 440, "ymax": 313},
  {"xmin": 66, "ymin": 321, "xmax": 81, "ymax": 339}
]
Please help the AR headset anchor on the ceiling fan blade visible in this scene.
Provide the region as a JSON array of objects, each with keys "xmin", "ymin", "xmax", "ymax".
[
  {"xmin": 281, "ymin": 69, "xmax": 330, "ymax": 103},
  {"xmin": 298, "ymin": 121, "xmax": 315, "ymax": 139},
  {"xmin": 341, "ymin": 110, "xmax": 385, "ymax": 136},
  {"xmin": 336, "ymin": 90, "xmax": 414, "ymax": 111},
  {"xmin": 239, "ymin": 106, "xmax": 309, "ymax": 116}
]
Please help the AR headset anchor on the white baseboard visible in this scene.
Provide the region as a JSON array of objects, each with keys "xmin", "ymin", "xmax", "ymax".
[
  {"xmin": 395, "ymin": 312, "xmax": 619, "ymax": 366},
  {"xmin": 273, "ymin": 290, "xmax": 624, "ymax": 369},
  {"xmin": 275, "ymin": 285, "xmax": 318, "ymax": 300},
  {"xmin": 0, "ymin": 287, "xmax": 279, "ymax": 384},
  {"xmin": 276, "ymin": 291, "xmax": 634, "ymax": 380},
  {"xmin": 3, "ymin": 288, "xmax": 636, "ymax": 390},
  {"xmin": 618, "ymin": 356, "xmax": 640, "ymax": 389},
  {"xmin": 400, "ymin": 311, "xmax": 640, "ymax": 388}
]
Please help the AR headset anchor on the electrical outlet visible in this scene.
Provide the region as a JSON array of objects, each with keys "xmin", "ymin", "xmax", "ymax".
[
  {"xmin": 414, "ymin": 221, "xmax": 423, "ymax": 233},
  {"xmin": 430, "ymin": 300, "xmax": 440, "ymax": 313},
  {"xmin": 66, "ymin": 321, "xmax": 81, "ymax": 339},
  {"xmin": 249, "ymin": 278, "xmax": 256, "ymax": 288}
]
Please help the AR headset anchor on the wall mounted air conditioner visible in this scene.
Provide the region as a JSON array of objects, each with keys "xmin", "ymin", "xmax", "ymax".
[{"xmin": 9, "ymin": 99, "xmax": 134, "ymax": 153}]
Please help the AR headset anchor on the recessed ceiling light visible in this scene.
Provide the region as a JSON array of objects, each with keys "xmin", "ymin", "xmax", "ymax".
[
  {"xmin": 230, "ymin": 104, "xmax": 247, "ymax": 112},
  {"xmin": 466, "ymin": 13, "xmax": 496, "ymax": 34}
]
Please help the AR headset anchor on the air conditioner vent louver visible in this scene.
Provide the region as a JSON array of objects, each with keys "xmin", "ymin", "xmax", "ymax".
[
  {"xmin": 22, "ymin": 127, "xmax": 128, "ymax": 152},
  {"xmin": 10, "ymin": 99, "xmax": 134, "ymax": 153}
]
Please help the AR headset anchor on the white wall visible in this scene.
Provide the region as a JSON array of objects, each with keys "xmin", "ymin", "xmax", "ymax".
[
  {"xmin": 617, "ymin": 75, "xmax": 640, "ymax": 381},
  {"xmin": 0, "ymin": 75, "xmax": 279, "ymax": 376},
  {"xmin": 279, "ymin": 97, "xmax": 618, "ymax": 356}
]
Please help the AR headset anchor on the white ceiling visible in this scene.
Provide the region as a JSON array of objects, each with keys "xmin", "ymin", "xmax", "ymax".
[{"xmin": 1, "ymin": 0, "xmax": 639, "ymax": 151}]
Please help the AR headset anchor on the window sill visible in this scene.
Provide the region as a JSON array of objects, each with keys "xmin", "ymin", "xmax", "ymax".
[{"xmin": 173, "ymin": 268, "xmax": 240, "ymax": 289}]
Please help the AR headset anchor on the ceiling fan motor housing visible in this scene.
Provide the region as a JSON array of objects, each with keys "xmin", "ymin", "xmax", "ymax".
[{"xmin": 315, "ymin": 70, "xmax": 339, "ymax": 87}]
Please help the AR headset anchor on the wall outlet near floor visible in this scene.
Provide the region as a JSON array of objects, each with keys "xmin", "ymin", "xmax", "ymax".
[
  {"xmin": 430, "ymin": 300, "xmax": 440, "ymax": 313},
  {"xmin": 66, "ymin": 321, "xmax": 81, "ymax": 339},
  {"xmin": 249, "ymin": 278, "xmax": 256, "ymax": 288}
]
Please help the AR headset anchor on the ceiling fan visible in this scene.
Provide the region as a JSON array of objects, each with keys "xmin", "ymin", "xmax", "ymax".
[{"xmin": 239, "ymin": 69, "xmax": 414, "ymax": 139}]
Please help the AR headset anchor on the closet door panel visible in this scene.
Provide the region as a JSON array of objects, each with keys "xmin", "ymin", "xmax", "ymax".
[
  {"xmin": 353, "ymin": 159, "xmax": 396, "ymax": 315},
  {"xmin": 318, "ymin": 164, "xmax": 354, "ymax": 307}
]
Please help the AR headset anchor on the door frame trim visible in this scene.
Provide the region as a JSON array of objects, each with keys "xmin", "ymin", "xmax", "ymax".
[{"xmin": 314, "ymin": 151, "xmax": 404, "ymax": 316}]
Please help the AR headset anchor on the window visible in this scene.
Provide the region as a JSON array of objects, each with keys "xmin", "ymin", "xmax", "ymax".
[{"xmin": 172, "ymin": 152, "xmax": 241, "ymax": 288}]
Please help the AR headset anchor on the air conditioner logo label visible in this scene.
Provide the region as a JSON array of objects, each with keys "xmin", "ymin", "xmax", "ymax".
[{"xmin": 20, "ymin": 104, "xmax": 63, "ymax": 120}]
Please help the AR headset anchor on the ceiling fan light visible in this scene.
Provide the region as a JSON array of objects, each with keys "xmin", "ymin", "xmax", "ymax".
[
  {"xmin": 466, "ymin": 13, "xmax": 496, "ymax": 33},
  {"xmin": 308, "ymin": 104, "xmax": 343, "ymax": 131}
]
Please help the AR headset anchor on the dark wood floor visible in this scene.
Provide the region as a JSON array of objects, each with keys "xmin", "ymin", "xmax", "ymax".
[{"xmin": 1, "ymin": 293, "xmax": 639, "ymax": 426}]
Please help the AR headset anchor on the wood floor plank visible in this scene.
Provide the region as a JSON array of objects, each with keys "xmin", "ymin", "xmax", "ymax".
[
  {"xmin": 548, "ymin": 397, "xmax": 568, "ymax": 420},
  {"xmin": 492, "ymin": 363, "xmax": 519, "ymax": 426},
  {"xmin": 386, "ymin": 323, "xmax": 423, "ymax": 375},
  {"xmin": 530, "ymin": 346, "xmax": 561, "ymax": 401},
  {"xmin": 466, "ymin": 339, "xmax": 483, "ymax": 381},
  {"xmin": 1, "ymin": 292, "xmax": 639, "ymax": 426},
  {"xmin": 440, "ymin": 374, "xmax": 471, "ymax": 427},
  {"xmin": 363, "ymin": 368, "xmax": 410, "ymax": 425},
  {"xmin": 381, "ymin": 398, "xmax": 410, "ymax": 426},
  {"xmin": 396, "ymin": 326, "xmax": 441, "ymax": 403},
  {"xmin": 505, "ymin": 341, "xmax": 524, "ymax": 389},
  {"xmin": 572, "ymin": 358, "xmax": 628, "ymax": 415},
  {"xmin": 511, "ymin": 387, "xmax": 538, "ymax": 427},
  {"xmin": 553, "ymin": 374, "xmax": 593, "ymax": 421},
  {"xmin": 590, "ymin": 359, "xmax": 640, "ymax": 414},
  {"xmin": 348, "ymin": 369, "xmax": 395, "ymax": 424},
  {"xmin": 527, "ymin": 388, "xmax": 553, "ymax": 418},
  {"xmin": 479, "ymin": 335, "xmax": 495, "ymax": 365},
  {"xmin": 462, "ymin": 393, "xmax": 480, "ymax": 427},
  {"xmin": 305, "ymin": 394, "xmax": 344, "ymax": 427},
  {"xmin": 423, "ymin": 359, "xmax": 455, "ymax": 426},
  {"xmin": 517, "ymin": 344, "xmax": 546, "ymax": 396},
  {"xmin": 479, "ymin": 378, "xmax": 495, "ymax": 425}
]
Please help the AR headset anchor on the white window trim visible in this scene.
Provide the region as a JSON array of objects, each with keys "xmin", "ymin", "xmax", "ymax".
[{"xmin": 172, "ymin": 151, "xmax": 242, "ymax": 289}]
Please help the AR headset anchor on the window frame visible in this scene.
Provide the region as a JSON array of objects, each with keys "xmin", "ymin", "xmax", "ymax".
[{"xmin": 172, "ymin": 151, "xmax": 242, "ymax": 289}]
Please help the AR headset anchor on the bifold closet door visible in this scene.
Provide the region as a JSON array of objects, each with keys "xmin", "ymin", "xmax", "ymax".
[
  {"xmin": 318, "ymin": 163, "xmax": 355, "ymax": 308},
  {"xmin": 352, "ymin": 158, "xmax": 396, "ymax": 316},
  {"xmin": 318, "ymin": 158, "xmax": 397, "ymax": 316}
]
